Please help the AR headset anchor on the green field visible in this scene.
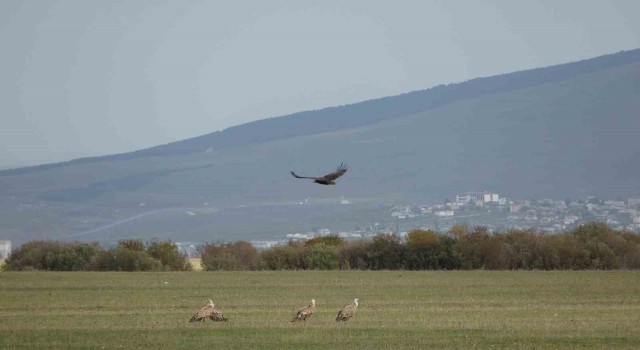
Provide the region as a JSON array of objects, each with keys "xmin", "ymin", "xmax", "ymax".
[{"xmin": 1, "ymin": 271, "xmax": 639, "ymax": 349}]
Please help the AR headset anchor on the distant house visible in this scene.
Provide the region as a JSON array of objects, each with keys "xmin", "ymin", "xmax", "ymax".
[
  {"xmin": 510, "ymin": 203, "xmax": 523, "ymax": 213},
  {"xmin": 605, "ymin": 200, "xmax": 626, "ymax": 210},
  {"xmin": 456, "ymin": 193, "xmax": 483, "ymax": 204},
  {"xmin": 317, "ymin": 229, "xmax": 331, "ymax": 236},
  {"xmin": 0, "ymin": 240, "xmax": 11, "ymax": 260},
  {"xmin": 564, "ymin": 216, "xmax": 579, "ymax": 225},
  {"xmin": 456, "ymin": 192, "xmax": 499, "ymax": 204},
  {"xmin": 483, "ymin": 193, "xmax": 499, "ymax": 203}
]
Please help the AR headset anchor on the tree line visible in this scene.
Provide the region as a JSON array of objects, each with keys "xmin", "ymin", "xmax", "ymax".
[
  {"xmin": 3, "ymin": 222, "xmax": 640, "ymax": 271},
  {"xmin": 3, "ymin": 239, "xmax": 192, "ymax": 271}
]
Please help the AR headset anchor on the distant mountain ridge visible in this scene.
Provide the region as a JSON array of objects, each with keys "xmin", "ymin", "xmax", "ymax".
[{"xmin": 3, "ymin": 49, "xmax": 639, "ymax": 176}]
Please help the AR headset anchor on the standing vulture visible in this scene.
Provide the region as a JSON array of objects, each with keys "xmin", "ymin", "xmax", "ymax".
[
  {"xmin": 335, "ymin": 298, "xmax": 359, "ymax": 322},
  {"xmin": 291, "ymin": 299, "xmax": 316, "ymax": 322},
  {"xmin": 291, "ymin": 163, "xmax": 348, "ymax": 185},
  {"xmin": 189, "ymin": 299, "xmax": 228, "ymax": 322}
]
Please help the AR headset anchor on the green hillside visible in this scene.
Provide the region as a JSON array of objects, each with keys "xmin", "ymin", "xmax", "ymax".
[{"xmin": 1, "ymin": 51, "xmax": 639, "ymax": 244}]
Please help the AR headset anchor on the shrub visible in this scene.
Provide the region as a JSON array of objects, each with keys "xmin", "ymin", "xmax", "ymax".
[
  {"xmin": 366, "ymin": 234, "xmax": 406, "ymax": 270},
  {"xmin": 146, "ymin": 241, "xmax": 192, "ymax": 271},
  {"xmin": 118, "ymin": 239, "xmax": 145, "ymax": 251},
  {"xmin": 338, "ymin": 240, "xmax": 371, "ymax": 270},
  {"xmin": 4, "ymin": 222, "xmax": 638, "ymax": 272},
  {"xmin": 89, "ymin": 246, "xmax": 162, "ymax": 271},
  {"xmin": 3, "ymin": 241, "xmax": 101, "ymax": 271},
  {"xmin": 261, "ymin": 242, "xmax": 309, "ymax": 270},
  {"xmin": 305, "ymin": 235, "xmax": 345, "ymax": 247},
  {"xmin": 455, "ymin": 226, "xmax": 506, "ymax": 269},
  {"xmin": 200, "ymin": 241, "xmax": 260, "ymax": 271},
  {"xmin": 306, "ymin": 244, "xmax": 339, "ymax": 270}
]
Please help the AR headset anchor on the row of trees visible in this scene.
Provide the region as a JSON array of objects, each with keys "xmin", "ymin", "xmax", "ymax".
[
  {"xmin": 4, "ymin": 223, "xmax": 640, "ymax": 271},
  {"xmin": 3, "ymin": 239, "xmax": 192, "ymax": 271},
  {"xmin": 200, "ymin": 223, "xmax": 640, "ymax": 271}
]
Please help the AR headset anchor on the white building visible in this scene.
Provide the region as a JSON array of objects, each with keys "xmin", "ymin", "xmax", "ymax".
[
  {"xmin": 456, "ymin": 192, "xmax": 499, "ymax": 204},
  {"xmin": 456, "ymin": 193, "xmax": 483, "ymax": 204},
  {"xmin": 483, "ymin": 193, "xmax": 499, "ymax": 203},
  {"xmin": 0, "ymin": 240, "xmax": 11, "ymax": 260},
  {"xmin": 628, "ymin": 198, "xmax": 640, "ymax": 207}
]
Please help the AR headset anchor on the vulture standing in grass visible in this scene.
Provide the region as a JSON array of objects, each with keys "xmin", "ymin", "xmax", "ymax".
[
  {"xmin": 189, "ymin": 299, "xmax": 228, "ymax": 322},
  {"xmin": 291, "ymin": 299, "xmax": 316, "ymax": 323},
  {"xmin": 335, "ymin": 298, "xmax": 358, "ymax": 322},
  {"xmin": 291, "ymin": 163, "xmax": 348, "ymax": 185}
]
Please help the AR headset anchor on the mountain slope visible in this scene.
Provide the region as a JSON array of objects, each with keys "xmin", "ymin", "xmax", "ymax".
[
  {"xmin": 3, "ymin": 49, "xmax": 639, "ymax": 176},
  {"xmin": 1, "ymin": 50, "xmax": 639, "ymax": 244}
]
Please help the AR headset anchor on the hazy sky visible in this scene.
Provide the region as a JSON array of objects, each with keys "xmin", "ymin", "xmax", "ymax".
[{"xmin": 1, "ymin": 0, "xmax": 639, "ymax": 168}]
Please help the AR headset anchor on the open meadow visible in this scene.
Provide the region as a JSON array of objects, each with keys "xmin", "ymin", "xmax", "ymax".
[{"xmin": 1, "ymin": 270, "xmax": 639, "ymax": 349}]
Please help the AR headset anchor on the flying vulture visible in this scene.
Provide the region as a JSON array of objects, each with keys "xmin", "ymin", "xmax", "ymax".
[
  {"xmin": 335, "ymin": 298, "xmax": 358, "ymax": 322},
  {"xmin": 189, "ymin": 299, "xmax": 228, "ymax": 322},
  {"xmin": 291, "ymin": 163, "xmax": 348, "ymax": 185},
  {"xmin": 291, "ymin": 299, "xmax": 316, "ymax": 322}
]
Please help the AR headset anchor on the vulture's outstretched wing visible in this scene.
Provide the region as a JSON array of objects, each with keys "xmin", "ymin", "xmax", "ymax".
[
  {"xmin": 321, "ymin": 163, "xmax": 348, "ymax": 181},
  {"xmin": 290, "ymin": 171, "xmax": 318, "ymax": 180},
  {"xmin": 290, "ymin": 163, "xmax": 348, "ymax": 185}
]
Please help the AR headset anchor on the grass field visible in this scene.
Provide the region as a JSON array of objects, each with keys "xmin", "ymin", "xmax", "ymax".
[{"xmin": 1, "ymin": 271, "xmax": 639, "ymax": 349}]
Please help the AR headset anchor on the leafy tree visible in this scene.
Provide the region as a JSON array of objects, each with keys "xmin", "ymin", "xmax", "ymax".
[
  {"xmin": 449, "ymin": 224, "xmax": 469, "ymax": 240},
  {"xmin": 435, "ymin": 234, "xmax": 461, "ymax": 269},
  {"xmin": 305, "ymin": 235, "xmax": 344, "ymax": 247},
  {"xmin": 261, "ymin": 241, "xmax": 309, "ymax": 270},
  {"xmin": 366, "ymin": 234, "xmax": 405, "ymax": 270},
  {"xmin": 146, "ymin": 241, "xmax": 192, "ymax": 271},
  {"xmin": 89, "ymin": 246, "xmax": 162, "ymax": 271},
  {"xmin": 200, "ymin": 241, "xmax": 260, "ymax": 271},
  {"xmin": 118, "ymin": 239, "xmax": 145, "ymax": 251},
  {"xmin": 455, "ymin": 226, "xmax": 506, "ymax": 269},
  {"xmin": 406, "ymin": 229, "xmax": 440, "ymax": 269},
  {"xmin": 407, "ymin": 229, "xmax": 439, "ymax": 251},
  {"xmin": 338, "ymin": 240, "xmax": 371, "ymax": 270},
  {"xmin": 306, "ymin": 244, "xmax": 339, "ymax": 270},
  {"xmin": 3, "ymin": 241, "xmax": 101, "ymax": 271}
]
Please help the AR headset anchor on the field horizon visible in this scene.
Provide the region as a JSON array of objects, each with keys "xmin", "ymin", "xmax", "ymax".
[{"xmin": 1, "ymin": 270, "xmax": 639, "ymax": 349}]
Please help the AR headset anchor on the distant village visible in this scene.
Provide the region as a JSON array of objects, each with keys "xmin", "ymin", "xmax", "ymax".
[
  {"xmin": 167, "ymin": 192, "xmax": 640, "ymax": 257},
  {"xmin": 266, "ymin": 192, "xmax": 640, "ymax": 246},
  {"xmin": 3, "ymin": 192, "xmax": 640, "ymax": 260},
  {"xmin": 392, "ymin": 192, "xmax": 640, "ymax": 233}
]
